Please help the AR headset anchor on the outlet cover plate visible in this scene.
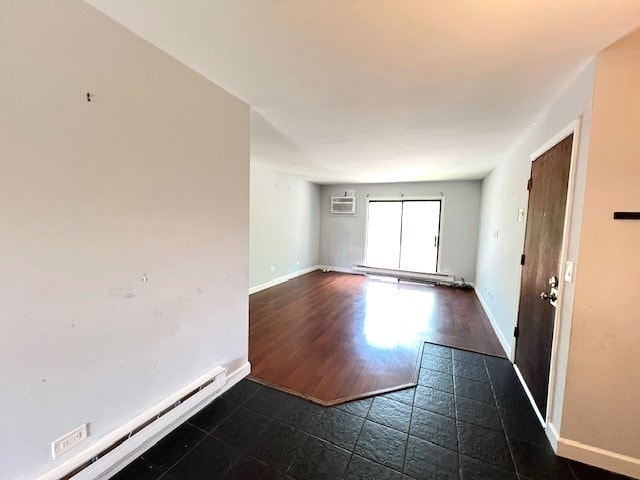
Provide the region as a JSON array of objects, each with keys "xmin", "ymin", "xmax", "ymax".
[{"xmin": 52, "ymin": 423, "xmax": 88, "ymax": 459}]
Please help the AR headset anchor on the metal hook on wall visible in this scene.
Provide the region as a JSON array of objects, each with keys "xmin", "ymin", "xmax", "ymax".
[{"xmin": 86, "ymin": 93, "xmax": 92, "ymax": 102}]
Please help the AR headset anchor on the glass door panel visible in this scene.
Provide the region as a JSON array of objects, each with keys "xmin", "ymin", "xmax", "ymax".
[
  {"xmin": 365, "ymin": 201, "xmax": 402, "ymax": 269},
  {"xmin": 399, "ymin": 200, "xmax": 441, "ymax": 273}
]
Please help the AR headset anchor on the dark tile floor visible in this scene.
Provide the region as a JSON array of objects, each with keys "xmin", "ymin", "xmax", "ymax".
[{"xmin": 112, "ymin": 343, "xmax": 630, "ymax": 480}]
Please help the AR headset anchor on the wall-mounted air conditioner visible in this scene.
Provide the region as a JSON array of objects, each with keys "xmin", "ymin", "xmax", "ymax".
[{"xmin": 331, "ymin": 196, "xmax": 356, "ymax": 215}]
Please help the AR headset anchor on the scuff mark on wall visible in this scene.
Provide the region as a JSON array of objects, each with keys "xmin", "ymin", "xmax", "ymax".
[{"xmin": 108, "ymin": 287, "xmax": 135, "ymax": 299}]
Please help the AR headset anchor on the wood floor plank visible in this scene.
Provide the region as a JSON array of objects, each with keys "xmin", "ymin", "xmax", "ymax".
[{"xmin": 249, "ymin": 271, "xmax": 506, "ymax": 405}]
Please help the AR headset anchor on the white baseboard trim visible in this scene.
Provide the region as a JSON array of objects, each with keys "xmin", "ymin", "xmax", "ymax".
[
  {"xmin": 513, "ymin": 364, "xmax": 546, "ymax": 427},
  {"xmin": 37, "ymin": 362, "xmax": 251, "ymax": 480},
  {"xmin": 318, "ymin": 265, "xmax": 364, "ymax": 275},
  {"xmin": 352, "ymin": 265, "xmax": 456, "ymax": 283},
  {"xmin": 546, "ymin": 421, "xmax": 561, "ymax": 451},
  {"xmin": 473, "ymin": 287, "xmax": 514, "ymax": 360},
  {"xmin": 556, "ymin": 433, "xmax": 640, "ymax": 478},
  {"xmin": 249, "ymin": 265, "xmax": 320, "ymax": 294}
]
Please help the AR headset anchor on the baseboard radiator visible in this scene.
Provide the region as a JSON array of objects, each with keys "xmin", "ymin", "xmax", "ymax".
[
  {"xmin": 52, "ymin": 366, "xmax": 227, "ymax": 480},
  {"xmin": 352, "ymin": 265, "xmax": 456, "ymax": 283}
]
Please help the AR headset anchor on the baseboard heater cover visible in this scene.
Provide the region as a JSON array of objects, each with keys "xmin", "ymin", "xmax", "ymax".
[
  {"xmin": 55, "ymin": 366, "xmax": 227, "ymax": 480},
  {"xmin": 353, "ymin": 265, "xmax": 456, "ymax": 283}
]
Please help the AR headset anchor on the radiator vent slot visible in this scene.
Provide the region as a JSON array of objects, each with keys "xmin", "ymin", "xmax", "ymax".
[
  {"xmin": 331, "ymin": 196, "xmax": 356, "ymax": 215},
  {"xmin": 58, "ymin": 368, "xmax": 226, "ymax": 480}
]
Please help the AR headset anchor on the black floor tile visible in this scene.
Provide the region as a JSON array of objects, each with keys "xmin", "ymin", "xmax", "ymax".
[
  {"xmin": 457, "ymin": 420, "xmax": 515, "ymax": 472},
  {"xmin": 453, "ymin": 350, "xmax": 486, "ymax": 369},
  {"xmin": 221, "ymin": 455, "xmax": 280, "ymax": 480},
  {"xmin": 421, "ymin": 353, "xmax": 453, "ymax": 375},
  {"xmin": 165, "ymin": 435, "xmax": 241, "ymax": 479},
  {"xmin": 509, "ymin": 437, "xmax": 574, "ymax": 480},
  {"xmin": 410, "ymin": 406, "xmax": 457, "ymax": 452},
  {"xmin": 334, "ymin": 396, "xmax": 373, "ymax": 418},
  {"xmin": 187, "ymin": 396, "xmax": 238, "ymax": 433},
  {"xmin": 273, "ymin": 394, "xmax": 325, "ymax": 432},
  {"xmin": 459, "ymin": 454, "xmax": 518, "ymax": 480},
  {"xmin": 111, "ymin": 458, "xmax": 161, "ymax": 480},
  {"xmin": 486, "ymin": 366, "xmax": 521, "ymax": 398},
  {"xmin": 455, "ymin": 396, "xmax": 502, "ymax": 432},
  {"xmin": 222, "ymin": 379, "xmax": 263, "ymax": 406},
  {"xmin": 354, "ymin": 420, "xmax": 408, "ymax": 471},
  {"xmin": 243, "ymin": 386, "xmax": 291, "ymax": 417},
  {"xmin": 568, "ymin": 460, "xmax": 634, "ymax": 480},
  {"xmin": 382, "ymin": 387, "xmax": 416, "ymax": 406},
  {"xmin": 119, "ymin": 347, "xmax": 614, "ymax": 480},
  {"xmin": 453, "ymin": 375, "xmax": 495, "ymax": 406},
  {"xmin": 250, "ymin": 419, "xmax": 306, "ymax": 471},
  {"xmin": 453, "ymin": 362, "xmax": 489, "ymax": 383},
  {"xmin": 483, "ymin": 355, "xmax": 512, "ymax": 370},
  {"xmin": 245, "ymin": 387, "xmax": 324, "ymax": 432},
  {"xmin": 310, "ymin": 407, "xmax": 364, "ymax": 450},
  {"xmin": 494, "ymin": 388, "xmax": 535, "ymax": 416},
  {"xmin": 414, "ymin": 385, "xmax": 456, "ymax": 418},
  {"xmin": 418, "ymin": 368, "xmax": 454, "ymax": 394},
  {"xmin": 403, "ymin": 435, "xmax": 459, "ymax": 479},
  {"xmin": 344, "ymin": 454, "xmax": 403, "ymax": 480},
  {"xmin": 368, "ymin": 397, "xmax": 412, "ymax": 433},
  {"xmin": 142, "ymin": 423, "xmax": 206, "ymax": 472},
  {"xmin": 499, "ymin": 407, "xmax": 548, "ymax": 447},
  {"xmin": 288, "ymin": 435, "xmax": 351, "ymax": 480},
  {"xmin": 212, "ymin": 407, "xmax": 270, "ymax": 453},
  {"xmin": 423, "ymin": 343, "xmax": 452, "ymax": 359}
]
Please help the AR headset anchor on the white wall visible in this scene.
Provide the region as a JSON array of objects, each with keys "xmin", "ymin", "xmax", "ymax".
[
  {"xmin": 474, "ymin": 61, "xmax": 596, "ymax": 371},
  {"xmin": 0, "ymin": 2, "xmax": 249, "ymax": 480},
  {"xmin": 249, "ymin": 162, "xmax": 321, "ymax": 289},
  {"xmin": 559, "ymin": 29, "xmax": 640, "ymax": 470},
  {"xmin": 320, "ymin": 181, "xmax": 482, "ymax": 282}
]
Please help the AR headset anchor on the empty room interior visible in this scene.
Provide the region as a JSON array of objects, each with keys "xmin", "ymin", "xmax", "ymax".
[{"xmin": 2, "ymin": 2, "xmax": 640, "ymax": 480}]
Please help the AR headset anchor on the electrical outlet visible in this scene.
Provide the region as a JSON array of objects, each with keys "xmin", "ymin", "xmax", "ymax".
[
  {"xmin": 52, "ymin": 424, "xmax": 88, "ymax": 459},
  {"xmin": 270, "ymin": 266, "xmax": 275, "ymax": 272}
]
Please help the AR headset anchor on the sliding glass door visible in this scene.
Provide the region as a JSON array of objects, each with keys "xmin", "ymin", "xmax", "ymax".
[{"xmin": 365, "ymin": 200, "xmax": 441, "ymax": 273}]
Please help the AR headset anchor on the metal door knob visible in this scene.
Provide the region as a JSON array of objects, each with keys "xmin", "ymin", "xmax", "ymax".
[{"xmin": 540, "ymin": 291, "xmax": 557, "ymax": 301}]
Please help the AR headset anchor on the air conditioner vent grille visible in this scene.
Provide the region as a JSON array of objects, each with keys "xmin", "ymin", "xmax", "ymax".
[{"xmin": 331, "ymin": 196, "xmax": 356, "ymax": 215}]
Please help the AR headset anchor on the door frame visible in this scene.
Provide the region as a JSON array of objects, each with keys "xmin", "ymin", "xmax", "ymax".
[
  {"xmin": 513, "ymin": 117, "xmax": 582, "ymax": 428},
  {"xmin": 363, "ymin": 195, "xmax": 445, "ymax": 273}
]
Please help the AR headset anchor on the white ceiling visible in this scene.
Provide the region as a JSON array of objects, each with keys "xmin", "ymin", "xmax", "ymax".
[{"xmin": 86, "ymin": 1, "xmax": 640, "ymax": 184}]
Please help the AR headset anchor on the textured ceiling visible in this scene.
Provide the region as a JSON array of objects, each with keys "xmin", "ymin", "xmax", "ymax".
[{"xmin": 86, "ymin": 1, "xmax": 640, "ymax": 184}]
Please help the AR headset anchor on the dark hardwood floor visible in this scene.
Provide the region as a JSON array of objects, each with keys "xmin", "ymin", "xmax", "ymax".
[{"xmin": 249, "ymin": 271, "xmax": 505, "ymax": 405}]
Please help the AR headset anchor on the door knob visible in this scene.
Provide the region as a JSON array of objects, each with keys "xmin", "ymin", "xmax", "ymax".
[
  {"xmin": 540, "ymin": 285, "xmax": 558, "ymax": 307},
  {"xmin": 539, "ymin": 291, "xmax": 557, "ymax": 301}
]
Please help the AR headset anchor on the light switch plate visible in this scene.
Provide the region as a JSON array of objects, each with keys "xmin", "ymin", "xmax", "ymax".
[{"xmin": 564, "ymin": 261, "xmax": 574, "ymax": 282}]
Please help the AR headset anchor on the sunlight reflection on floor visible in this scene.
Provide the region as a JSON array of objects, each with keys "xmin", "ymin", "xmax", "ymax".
[{"xmin": 363, "ymin": 279, "xmax": 435, "ymax": 349}]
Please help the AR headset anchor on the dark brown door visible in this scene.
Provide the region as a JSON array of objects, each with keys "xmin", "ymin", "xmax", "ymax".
[{"xmin": 515, "ymin": 134, "xmax": 573, "ymax": 416}]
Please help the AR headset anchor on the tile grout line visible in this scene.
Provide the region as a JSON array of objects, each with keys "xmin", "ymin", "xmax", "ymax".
[
  {"xmin": 484, "ymin": 356, "xmax": 522, "ymax": 478},
  {"xmin": 452, "ymin": 368, "xmax": 463, "ymax": 479},
  {"xmin": 344, "ymin": 398, "xmax": 376, "ymax": 477},
  {"xmin": 400, "ymin": 388, "xmax": 416, "ymax": 477}
]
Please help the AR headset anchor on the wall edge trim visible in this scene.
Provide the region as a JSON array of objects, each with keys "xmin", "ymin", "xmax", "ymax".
[
  {"xmin": 318, "ymin": 265, "xmax": 365, "ymax": 275},
  {"xmin": 249, "ymin": 265, "xmax": 321, "ymax": 294},
  {"xmin": 556, "ymin": 433, "xmax": 640, "ymax": 478}
]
